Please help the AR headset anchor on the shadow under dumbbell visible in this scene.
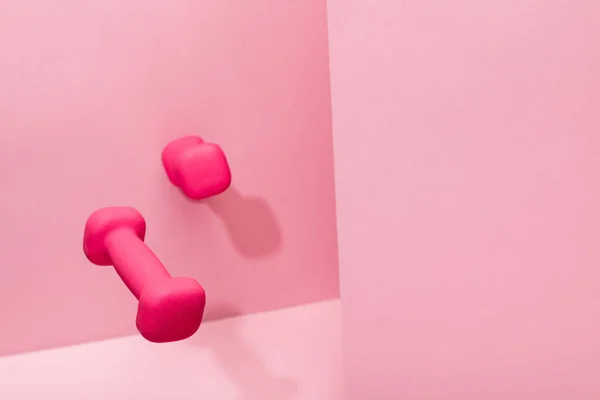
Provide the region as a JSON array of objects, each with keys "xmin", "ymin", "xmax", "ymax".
[
  {"xmin": 203, "ymin": 186, "xmax": 282, "ymax": 259},
  {"xmin": 189, "ymin": 304, "xmax": 298, "ymax": 400}
]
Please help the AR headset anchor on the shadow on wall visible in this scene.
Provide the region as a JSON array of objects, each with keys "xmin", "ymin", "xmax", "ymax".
[
  {"xmin": 204, "ymin": 186, "xmax": 283, "ymax": 259},
  {"xmin": 190, "ymin": 304, "xmax": 298, "ymax": 400}
]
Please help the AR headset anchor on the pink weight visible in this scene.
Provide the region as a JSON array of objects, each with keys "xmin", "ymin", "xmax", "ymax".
[
  {"xmin": 83, "ymin": 207, "xmax": 205, "ymax": 343},
  {"xmin": 162, "ymin": 136, "xmax": 232, "ymax": 200}
]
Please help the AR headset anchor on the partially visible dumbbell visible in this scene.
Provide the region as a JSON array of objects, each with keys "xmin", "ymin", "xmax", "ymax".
[
  {"xmin": 83, "ymin": 207, "xmax": 205, "ymax": 343},
  {"xmin": 162, "ymin": 135, "xmax": 232, "ymax": 200}
]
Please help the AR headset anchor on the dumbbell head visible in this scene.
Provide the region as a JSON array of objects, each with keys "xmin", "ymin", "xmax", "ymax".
[
  {"xmin": 162, "ymin": 136, "xmax": 232, "ymax": 200},
  {"xmin": 83, "ymin": 207, "xmax": 146, "ymax": 266},
  {"xmin": 137, "ymin": 277, "xmax": 206, "ymax": 343}
]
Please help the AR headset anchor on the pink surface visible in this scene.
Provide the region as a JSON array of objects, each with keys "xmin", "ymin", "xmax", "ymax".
[
  {"xmin": 162, "ymin": 136, "xmax": 232, "ymax": 200},
  {"xmin": 329, "ymin": 1, "xmax": 600, "ymax": 398},
  {"xmin": 84, "ymin": 207, "xmax": 206, "ymax": 343},
  {"xmin": 0, "ymin": 0, "xmax": 338, "ymax": 356},
  {"xmin": 0, "ymin": 300, "xmax": 343, "ymax": 399}
]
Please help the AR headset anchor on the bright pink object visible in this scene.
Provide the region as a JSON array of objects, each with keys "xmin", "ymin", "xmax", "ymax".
[
  {"xmin": 162, "ymin": 136, "xmax": 232, "ymax": 200},
  {"xmin": 83, "ymin": 207, "xmax": 206, "ymax": 343}
]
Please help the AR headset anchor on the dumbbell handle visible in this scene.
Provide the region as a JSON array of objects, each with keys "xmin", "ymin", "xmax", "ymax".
[{"xmin": 104, "ymin": 228, "xmax": 171, "ymax": 299}]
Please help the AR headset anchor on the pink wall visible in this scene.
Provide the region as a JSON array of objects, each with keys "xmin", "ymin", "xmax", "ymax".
[
  {"xmin": 329, "ymin": 0, "xmax": 600, "ymax": 398},
  {"xmin": 0, "ymin": 0, "xmax": 338, "ymax": 356}
]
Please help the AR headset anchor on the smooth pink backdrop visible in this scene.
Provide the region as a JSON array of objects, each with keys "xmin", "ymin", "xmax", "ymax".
[
  {"xmin": 0, "ymin": 0, "xmax": 338, "ymax": 356},
  {"xmin": 329, "ymin": 0, "xmax": 600, "ymax": 398}
]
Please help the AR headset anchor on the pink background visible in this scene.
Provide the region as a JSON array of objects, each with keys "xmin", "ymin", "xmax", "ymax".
[
  {"xmin": 329, "ymin": 0, "xmax": 600, "ymax": 398},
  {"xmin": 0, "ymin": 0, "xmax": 338, "ymax": 356}
]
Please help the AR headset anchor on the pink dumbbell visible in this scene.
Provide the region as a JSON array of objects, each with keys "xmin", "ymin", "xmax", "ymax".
[
  {"xmin": 162, "ymin": 136, "xmax": 232, "ymax": 200},
  {"xmin": 83, "ymin": 207, "xmax": 205, "ymax": 343}
]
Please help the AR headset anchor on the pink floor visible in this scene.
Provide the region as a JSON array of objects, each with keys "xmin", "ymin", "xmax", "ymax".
[{"xmin": 0, "ymin": 301, "xmax": 342, "ymax": 399}]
